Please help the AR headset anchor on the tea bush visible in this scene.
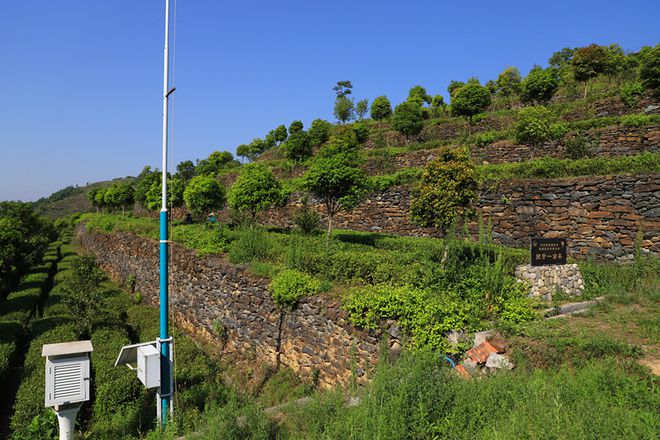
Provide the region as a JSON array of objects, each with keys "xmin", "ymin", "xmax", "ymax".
[
  {"xmin": 621, "ymin": 113, "xmax": 652, "ymax": 128},
  {"xmin": 228, "ymin": 227, "xmax": 275, "ymax": 263},
  {"xmin": 515, "ymin": 106, "xmax": 564, "ymax": 145},
  {"xmin": 270, "ymin": 269, "xmax": 321, "ymax": 309}
]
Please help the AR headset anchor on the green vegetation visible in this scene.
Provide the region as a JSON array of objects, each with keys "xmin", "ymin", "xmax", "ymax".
[
  {"xmin": 391, "ymin": 101, "xmax": 424, "ymax": 140},
  {"xmin": 477, "ymin": 152, "xmax": 660, "ymax": 181},
  {"xmin": 450, "ymin": 80, "xmax": 491, "ymax": 126},
  {"xmin": 303, "ymin": 154, "xmax": 368, "ymax": 238},
  {"xmin": 183, "ymin": 175, "xmax": 226, "ymax": 218},
  {"xmin": 270, "ymin": 269, "xmax": 321, "ymax": 309},
  {"xmin": 515, "ymin": 105, "xmax": 567, "ymax": 145},
  {"xmin": 0, "ymin": 202, "xmax": 55, "ymax": 296},
  {"xmin": 227, "ymin": 163, "xmax": 287, "ymax": 222},
  {"xmin": 409, "ymin": 147, "xmax": 477, "ymax": 232}
]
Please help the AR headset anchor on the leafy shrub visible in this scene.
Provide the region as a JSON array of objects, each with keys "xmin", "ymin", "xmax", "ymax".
[
  {"xmin": 639, "ymin": 44, "xmax": 660, "ymax": 97},
  {"xmin": 352, "ymin": 121, "xmax": 370, "ymax": 144},
  {"xmin": 620, "ymin": 113, "xmax": 651, "ymax": 128},
  {"xmin": 409, "ymin": 147, "xmax": 477, "ymax": 232},
  {"xmin": 308, "ymin": 119, "xmax": 332, "ymax": 147},
  {"xmin": 172, "ymin": 224, "xmax": 229, "ymax": 255},
  {"xmin": 369, "ymin": 168, "xmax": 423, "ymax": 192},
  {"xmin": 0, "ymin": 321, "xmax": 22, "ymax": 383},
  {"xmin": 293, "ymin": 196, "xmax": 320, "ymax": 235},
  {"xmin": 59, "ymin": 255, "xmax": 107, "ymax": 336},
  {"xmin": 619, "ymin": 82, "xmax": 644, "ymax": 109},
  {"xmin": 564, "ymin": 132, "xmax": 594, "ymax": 159},
  {"xmin": 344, "ymin": 284, "xmax": 472, "ymax": 352},
  {"xmin": 515, "ymin": 106, "xmax": 563, "ymax": 145},
  {"xmin": 270, "ymin": 269, "xmax": 321, "ymax": 309},
  {"xmin": 228, "ymin": 227, "xmax": 274, "ymax": 264},
  {"xmin": 473, "ymin": 131, "xmax": 496, "ymax": 147},
  {"xmin": 89, "ymin": 328, "xmax": 145, "ymax": 437}
]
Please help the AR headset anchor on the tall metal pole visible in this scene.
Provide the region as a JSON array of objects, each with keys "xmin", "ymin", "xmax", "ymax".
[{"xmin": 158, "ymin": 0, "xmax": 172, "ymax": 427}]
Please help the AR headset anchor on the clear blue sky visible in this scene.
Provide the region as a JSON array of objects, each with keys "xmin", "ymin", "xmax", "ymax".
[{"xmin": 1, "ymin": 0, "xmax": 658, "ymax": 201}]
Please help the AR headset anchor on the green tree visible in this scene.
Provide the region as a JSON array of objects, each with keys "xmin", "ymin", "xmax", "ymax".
[
  {"xmin": 333, "ymin": 80, "xmax": 353, "ymax": 98},
  {"xmin": 285, "ymin": 131, "xmax": 312, "ymax": 162},
  {"xmin": 407, "ymin": 85, "xmax": 432, "ymax": 106},
  {"xmin": 289, "ymin": 120, "xmax": 304, "ymax": 135},
  {"xmin": 334, "ymin": 95, "xmax": 355, "ymax": 124},
  {"xmin": 60, "ymin": 256, "xmax": 107, "ymax": 336},
  {"xmin": 133, "ymin": 166, "xmax": 159, "ymax": 209},
  {"xmin": 391, "ymin": 101, "xmax": 424, "ymax": 141},
  {"xmin": 370, "ymin": 96, "xmax": 392, "ymax": 126},
  {"xmin": 175, "ymin": 160, "xmax": 196, "ymax": 182},
  {"xmin": 639, "ymin": 44, "xmax": 660, "ymax": 97},
  {"xmin": 520, "ymin": 66, "xmax": 559, "ymax": 104},
  {"xmin": 183, "ymin": 175, "xmax": 226, "ymax": 218},
  {"xmin": 447, "ymin": 80, "xmax": 466, "ymax": 98},
  {"xmin": 87, "ymin": 188, "xmax": 101, "ymax": 212},
  {"xmin": 409, "ymin": 147, "xmax": 478, "ymax": 232},
  {"xmin": 236, "ymin": 140, "xmax": 267, "ymax": 163},
  {"xmin": 496, "ymin": 66, "xmax": 522, "ymax": 106},
  {"xmin": 303, "ymin": 154, "xmax": 367, "ymax": 239},
  {"xmin": 0, "ymin": 202, "xmax": 53, "ymax": 294},
  {"xmin": 104, "ymin": 184, "xmax": 134, "ymax": 215},
  {"xmin": 267, "ymin": 124, "xmax": 288, "ymax": 146},
  {"xmin": 94, "ymin": 189, "xmax": 107, "ymax": 212},
  {"xmin": 572, "ymin": 44, "xmax": 608, "ymax": 98},
  {"xmin": 196, "ymin": 151, "xmax": 239, "ymax": 176},
  {"xmin": 227, "ymin": 163, "xmax": 286, "ymax": 222},
  {"xmin": 145, "ymin": 176, "xmax": 185, "ymax": 211},
  {"xmin": 548, "ymin": 47, "xmax": 575, "ymax": 68},
  {"xmin": 451, "ymin": 81, "xmax": 491, "ymax": 127},
  {"xmin": 431, "ymin": 95, "xmax": 446, "ymax": 117},
  {"xmin": 308, "ymin": 119, "xmax": 332, "ymax": 147},
  {"xmin": 355, "ymin": 99, "xmax": 369, "ymax": 119}
]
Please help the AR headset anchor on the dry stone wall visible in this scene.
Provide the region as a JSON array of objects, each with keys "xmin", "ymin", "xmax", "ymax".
[
  {"xmin": 515, "ymin": 264, "xmax": 584, "ymax": 300},
  {"xmin": 75, "ymin": 226, "xmax": 396, "ymax": 389},
  {"xmin": 237, "ymin": 174, "xmax": 660, "ymax": 260},
  {"xmin": 362, "ymin": 125, "xmax": 660, "ymax": 174}
]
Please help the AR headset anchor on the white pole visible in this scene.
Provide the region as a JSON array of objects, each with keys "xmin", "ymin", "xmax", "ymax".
[
  {"xmin": 161, "ymin": 0, "xmax": 170, "ymax": 211},
  {"xmin": 54, "ymin": 406, "xmax": 80, "ymax": 440}
]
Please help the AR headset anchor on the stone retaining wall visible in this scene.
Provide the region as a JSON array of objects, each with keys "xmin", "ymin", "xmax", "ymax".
[
  {"xmin": 75, "ymin": 226, "xmax": 398, "ymax": 389},
  {"xmin": 515, "ymin": 264, "xmax": 584, "ymax": 300},
  {"xmin": 234, "ymin": 174, "xmax": 660, "ymax": 260},
  {"xmin": 362, "ymin": 125, "xmax": 659, "ymax": 174}
]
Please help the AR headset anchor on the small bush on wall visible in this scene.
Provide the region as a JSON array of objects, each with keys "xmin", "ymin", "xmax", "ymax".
[{"xmin": 270, "ymin": 269, "xmax": 321, "ymax": 309}]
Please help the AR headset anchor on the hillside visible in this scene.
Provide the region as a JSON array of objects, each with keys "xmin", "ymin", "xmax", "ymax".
[
  {"xmin": 3, "ymin": 42, "xmax": 659, "ymax": 439},
  {"xmin": 32, "ymin": 177, "xmax": 134, "ymax": 218}
]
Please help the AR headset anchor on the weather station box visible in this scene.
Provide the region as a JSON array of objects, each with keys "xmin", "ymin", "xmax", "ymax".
[
  {"xmin": 137, "ymin": 344, "xmax": 161, "ymax": 389},
  {"xmin": 42, "ymin": 340, "xmax": 93, "ymax": 407}
]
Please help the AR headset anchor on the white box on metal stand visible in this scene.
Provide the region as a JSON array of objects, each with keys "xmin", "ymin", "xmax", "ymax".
[{"xmin": 137, "ymin": 344, "xmax": 160, "ymax": 389}]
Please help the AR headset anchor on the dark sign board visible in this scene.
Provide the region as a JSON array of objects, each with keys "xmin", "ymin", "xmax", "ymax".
[{"xmin": 531, "ymin": 238, "xmax": 566, "ymax": 266}]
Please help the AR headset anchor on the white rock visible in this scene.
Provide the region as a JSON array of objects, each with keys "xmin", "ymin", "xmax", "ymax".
[{"xmin": 486, "ymin": 353, "xmax": 514, "ymax": 370}]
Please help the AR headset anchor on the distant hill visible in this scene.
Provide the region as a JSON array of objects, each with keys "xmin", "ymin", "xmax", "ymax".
[{"xmin": 33, "ymin": 177, "xmax": 134, "ymax": 218}]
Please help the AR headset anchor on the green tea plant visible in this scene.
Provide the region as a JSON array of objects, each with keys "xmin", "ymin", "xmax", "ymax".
[{"xmin": 270, "ymin": 269, "xmax": 321, "ymax": 309}]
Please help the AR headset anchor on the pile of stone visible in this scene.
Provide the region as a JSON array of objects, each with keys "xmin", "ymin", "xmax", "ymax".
[{"xmin": 455, "ymin": 331, "xmax": 514, "ymax": 378}]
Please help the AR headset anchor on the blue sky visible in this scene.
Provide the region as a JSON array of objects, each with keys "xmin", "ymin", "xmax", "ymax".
[{"xmin": 1, "ymin": 0, "xmax": 658, "ymax": 201}]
